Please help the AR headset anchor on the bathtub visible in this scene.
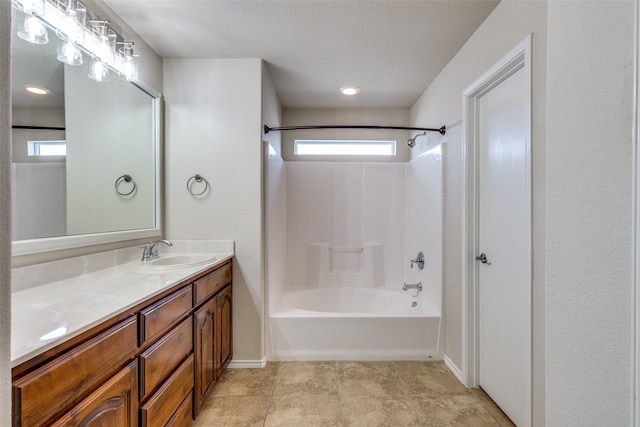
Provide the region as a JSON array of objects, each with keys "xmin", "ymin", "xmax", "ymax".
[{"xmin": 268, "ymin": 287, "xmax": 442, "ymax": 361}]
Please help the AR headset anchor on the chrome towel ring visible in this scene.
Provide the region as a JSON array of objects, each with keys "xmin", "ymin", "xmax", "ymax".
[
  {"xmin": 115, "ymin": 174, "xmax": 136, "ymax": 197},
  {"xmin": 187, "ymin": 174, "xmax": 210, "ymax": 196}
]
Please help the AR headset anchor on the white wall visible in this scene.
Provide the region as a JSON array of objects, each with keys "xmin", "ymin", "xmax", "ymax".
[
  {"xmin": 12, "ymin": 163, "xmax": 66, "ymax": 240},
  {"xmin": 281, "ymin": 108, "xmax": 411, "ymax": 162},
  {"xmin": 164, "ymin": 58, "xmax": 264, "ymax": 362},
  {"xmin": 546, "ymin": 2, "xmax": 634, "ymax": 424},
  {"xmin": 410, "ymin": 1, "xmax": 547, "ymax": 423},
  {"xmin": 262, "ymin": 63, "xmax": 284, "ymax": 353},
  {"xmin": 1, "ymin": 2, "xmax": 11, "ymax": 423}
]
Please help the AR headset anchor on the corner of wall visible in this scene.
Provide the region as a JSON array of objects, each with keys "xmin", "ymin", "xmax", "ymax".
[{"xmin": 1, "ymin": 2, "xmax": 12, "ymax": 424}]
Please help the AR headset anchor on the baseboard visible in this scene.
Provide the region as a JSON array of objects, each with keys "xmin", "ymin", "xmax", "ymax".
[
  {"xmin": 227, "ymin": 357, "xmax": 267, "ymax": 369},
  {"xmin": 444, "ymin": 354, "xmax": 464, "ymax": 383}
]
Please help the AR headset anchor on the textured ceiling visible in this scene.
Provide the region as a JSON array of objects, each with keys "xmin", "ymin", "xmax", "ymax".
[{"xmin": 102, "ymin": 0, "xmax": 499, "ymax": 108}]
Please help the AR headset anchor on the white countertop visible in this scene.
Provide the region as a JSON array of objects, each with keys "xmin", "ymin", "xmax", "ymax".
[{"xmin": 11, "ymin": 241, "xmax": 233, "ymax": 367}]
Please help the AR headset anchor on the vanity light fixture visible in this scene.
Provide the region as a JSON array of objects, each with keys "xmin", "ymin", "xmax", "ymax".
[
  {"xmin": 54, "ymin": 0, "xmax": 85, "ymax": 65},
  {"xmin": 13, "ymin": 0, "xmax": 49, "ymax": 44},
  {"xmin": 117, "ymin": 42, "xmax": 139, "ymax": 82},
  {"xmin": 340, "ymin": 85, "xmax": 361, "ymax": 96},
  {"xmin": 11, "ymin": 0, "xmax": 140, "ymax": 83},
  {"xmin": 24, "ymin": 85, "xmax": 50, "ymax": 95}
]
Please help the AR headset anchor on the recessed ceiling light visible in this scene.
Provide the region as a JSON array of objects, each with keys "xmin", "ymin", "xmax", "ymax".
[
  {"xmin": 340, "ymin": 85, "xmax": 361, "ymax": 96},
  {"xmin": 24, "ymin": 85, "xmax": 50, "ymax": 96}
]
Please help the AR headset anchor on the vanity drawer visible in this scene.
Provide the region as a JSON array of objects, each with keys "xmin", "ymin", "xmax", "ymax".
[
  {"xmin": 140, "ymin": 354, "xmax": 194, "ymax": 427},
  {"xmin": 139, "ymin": 285, "xmax": 192, "ymax": 346},
  {"xmin": 194, "ymin": 262, "xmax": 232, "ymax": 306},
  {"xmin": 139, "ymin": 317, "xmax": 192, "ymax": 399},
  {"xmin": 166, "ymin": 390, "xmax": 194, "ymax": 427},
  {"xmin": 13, "ymin": 317, "xmax": 138, "ymax": 427}
]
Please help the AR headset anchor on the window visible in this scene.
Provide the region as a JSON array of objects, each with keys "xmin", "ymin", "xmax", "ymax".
[
  {"xmin": 27, "ymin": 140, "xmax": 67, "ymax": 157},
  {"xmin": 294, "ymin": 140, "xmax": 396, "ymax": 156}
]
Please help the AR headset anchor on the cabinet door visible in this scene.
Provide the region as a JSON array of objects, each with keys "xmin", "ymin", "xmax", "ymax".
[
  {"xmin": 50, "ymin": 360, "xmax": 137, "ymax": 427},
  {"xmin": 193, "ymin": 298, "xmax": 216, "ymax": 416},
  {"xmin": 216, "ymin": 285, "xmax": 233, "ymax": 376}
]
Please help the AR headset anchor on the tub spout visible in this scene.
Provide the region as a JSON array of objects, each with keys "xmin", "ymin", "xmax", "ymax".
[{"xmin": 403, "ymin": 282, "xmax": 423, "ymax": 292}]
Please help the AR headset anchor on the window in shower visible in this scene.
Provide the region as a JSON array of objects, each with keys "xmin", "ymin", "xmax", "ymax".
[
  {"xmin": 294, "ymin": 139, "xmax": 396, "ymax": 156},
  {"xmin": 27, "ymin": 140, "xmax": 67, "ymax": 157}
]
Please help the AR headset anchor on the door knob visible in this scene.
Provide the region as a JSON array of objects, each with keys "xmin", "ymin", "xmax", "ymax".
[{"xmin": 475, "ymin": 253, "xmax": 491, "ymax": 265}]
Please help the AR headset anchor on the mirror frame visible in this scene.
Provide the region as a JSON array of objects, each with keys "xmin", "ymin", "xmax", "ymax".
[{"xmin": 12, "ymin": 80, "xmax": 163, "ymax": 256}]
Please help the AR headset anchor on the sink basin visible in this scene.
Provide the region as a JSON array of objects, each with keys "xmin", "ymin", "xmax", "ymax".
[{"xmin": 143, "ymin": 253, "xmax": 217, "ymax": 269}]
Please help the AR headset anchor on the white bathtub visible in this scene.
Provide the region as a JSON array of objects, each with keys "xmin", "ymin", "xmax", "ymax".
[{"xmin": 268, "ymin": 287, "xmax": 442, "ymax": 361}]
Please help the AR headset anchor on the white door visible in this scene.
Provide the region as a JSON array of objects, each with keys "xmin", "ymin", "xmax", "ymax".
[{"xmin": 476, "ymin": 56, "xmax": 531, "ymax": 425}]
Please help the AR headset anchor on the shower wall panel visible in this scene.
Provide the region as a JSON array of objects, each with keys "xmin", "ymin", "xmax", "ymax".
[
  {"xmin": 405, "ymin": 146, "xmax": 444, "ymax": 311},
  {"xmin": 285, "ymin": 162, "xmax": 405, "ymax": 290}
]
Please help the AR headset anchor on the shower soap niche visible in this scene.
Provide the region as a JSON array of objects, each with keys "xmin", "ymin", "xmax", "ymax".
[{"xmin": 329, "ymin": 247, "xmax": 363, "ymax": 273}]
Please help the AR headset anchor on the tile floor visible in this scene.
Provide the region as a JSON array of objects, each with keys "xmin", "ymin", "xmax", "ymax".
[{"xmin": 192, "ymin": 361, "xmax": 516, "ymax": 427}]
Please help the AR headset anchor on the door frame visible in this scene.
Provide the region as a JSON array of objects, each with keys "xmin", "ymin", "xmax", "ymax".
[
  {"xmin": 633, "ymin": 0, "xmax": 640, "ymax": 423},
  {"xmin": 461, "ymin": 35, "xmax": 532, "ymax": 426}
]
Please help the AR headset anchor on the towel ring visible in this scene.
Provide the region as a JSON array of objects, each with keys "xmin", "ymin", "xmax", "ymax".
[
  {"xmin": 187, "ymin": 174, "xmax": 210, "ymax": 196},
  {"xmin": 115, "ymin": 174, "xmax": 136, "ymax": 197}
]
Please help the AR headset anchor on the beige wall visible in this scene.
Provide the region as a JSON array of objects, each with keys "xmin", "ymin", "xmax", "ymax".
[
  {"xmin": 410, "ymin": 1, "xmax": 547, "ymax": 423},
  {"xmin": 281, "ymin": 108, "xmax": 411, "ymax": 162},
  {"xmin": 164, "ymin": 58, "xmax": 265, "ymax": 363},
  {"xmin": 1, "ymin": 2, "xmax": 11, "ymax": 422}
]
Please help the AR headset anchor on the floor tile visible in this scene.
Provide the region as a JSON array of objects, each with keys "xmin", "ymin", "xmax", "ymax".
[
  {"xmin": 192, "ymin": 395, "xmax": 270, "ymax": 427},
  {"xmin": 471, "ymin": 387, "xmax": 517, "ymax": 427},
  {"xmin": 411, "ymin": 394, "xmax": 500, "ymax": 426},
  {"xmin": 394, "ymin": 361, "xmax": 469, "ymax": 395},
  {"xmin": 272, "ymin": 362, "xmax": 339, "ymax": 396},
  {"xmin": 338, "ymin": 362, "xmax": 405, "ymax": 396},
  {"xmin": 341, "ymin": 395, "xmax": 421, "ymax": 427},
  {"xmin": 212, "ymin": 362, "xmax": 279, "ymax": 396},
  {"xmin": 264, "ymin": 395, "xmax": 342, "ymax": 427}
]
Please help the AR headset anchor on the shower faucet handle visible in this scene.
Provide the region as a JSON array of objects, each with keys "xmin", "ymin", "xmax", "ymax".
[{"xmin": 410, "ymin": 251, "xmax": 425, "ymax": 270}]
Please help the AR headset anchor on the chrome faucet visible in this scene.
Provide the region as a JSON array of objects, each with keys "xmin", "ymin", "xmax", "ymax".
[
  {"xmin": 403, "ymin": 282, "xmax": 423, "ymax": 292},
  {"xmin": 140, "ymin": 239, "xmax": 173, "ymax": 261}
]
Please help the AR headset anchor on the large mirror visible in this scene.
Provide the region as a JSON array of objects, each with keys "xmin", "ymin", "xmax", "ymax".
[{"xmin": 11, "ymin": 7, "xmax": 161, "ymax": 256}]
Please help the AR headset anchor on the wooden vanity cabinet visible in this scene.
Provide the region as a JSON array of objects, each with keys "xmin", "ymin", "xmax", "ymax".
[
  {"xmin": 193, "ymin": 263, "xmax": 233, "ymax": 417},
  {"xmin": 12, "ymin": 259, "xmax": 233, "ymax": 427},
  {"xmin": 12, "ymin": 317, "xmax": 138, "ymax": 427}
]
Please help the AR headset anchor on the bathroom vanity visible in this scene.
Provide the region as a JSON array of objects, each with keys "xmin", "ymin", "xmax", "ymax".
[{"xmin": 11, "ymin": 248, "xmax": 233, "ymax": 427}]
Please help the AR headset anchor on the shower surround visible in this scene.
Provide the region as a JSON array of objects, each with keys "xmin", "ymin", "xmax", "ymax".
[{"xmin": 266, "ymin": 145, "xmax": 444, "ymax": 361}]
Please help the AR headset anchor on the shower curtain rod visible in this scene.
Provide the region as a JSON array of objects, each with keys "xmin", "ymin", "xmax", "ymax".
[
  {"xmin": 12, "ymin": 125, "xmax": 66, "ymax": 131},
  {"xmin": 263, "ymin": 124, "xmax": 446, "ymax": 135}
]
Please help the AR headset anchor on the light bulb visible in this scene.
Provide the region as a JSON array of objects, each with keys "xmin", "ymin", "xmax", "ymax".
[
  {"xmin": 17, "ymin": 14, "xmax": 49, "ymax": 44},
  {"xmin": 121, "ymin": 54, "xmax": 139, "ymax": 82},
  {"xmin": 57, "ymin": 40, "xmax": 83, "ymax": 66},
  {"xmin": 88, "ymin": 59, "xmax": 109, "ymax": 82}
]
